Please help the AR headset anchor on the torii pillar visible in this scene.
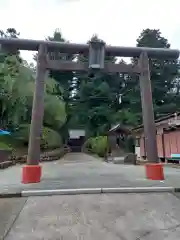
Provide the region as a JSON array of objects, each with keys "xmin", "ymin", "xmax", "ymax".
[
  {"xmin": 138, "ymin": 52, "xmax": 164, "ymax": 180},
  {"xmin": 22, "ymin": 44, "xmax": 47, "ymax": 183}
]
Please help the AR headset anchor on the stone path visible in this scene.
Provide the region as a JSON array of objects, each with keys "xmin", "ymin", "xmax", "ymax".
[
  {"xmin": 1, "ymin": 154, "xmax": 180, "ymax": 239},
  {"xmin": 0, "ymin": 198, "xmax": 27, "ymax": 240},
  {"xmin": 3, "ymin": 193, "xmax": 180, "ymax": 239},
  {"xmin": 0, "ymin": 153, "xmax": 180, "ymax": 194}
]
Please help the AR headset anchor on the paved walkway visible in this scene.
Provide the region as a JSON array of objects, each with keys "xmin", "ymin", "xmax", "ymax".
[
  {"xmin": 0, "ymin": 198, "xmax": 27, "ymax": 240},
  {"xmin": 1, "ymin": 153, "xmax": 180, "ymax": 194},
  {"xmin": 1, "ymin": 154, "xmax": 180, "ymax": 239},
  {"xmin": 2, "ymin": 193, "xmax": 180, "ymax": 239}
]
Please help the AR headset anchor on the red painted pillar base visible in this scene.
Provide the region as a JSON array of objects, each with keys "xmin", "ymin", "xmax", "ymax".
[
  {"xmin": 145, "ymin": 163, "xmax": 164, "ymax": 180},
  {"xmin": 22, "ymin": 165, "xmax": 42, "ymax": 184}
]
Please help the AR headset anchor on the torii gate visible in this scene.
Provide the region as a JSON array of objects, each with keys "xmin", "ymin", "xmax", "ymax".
[{"xmin": 0, "ymin": 38, "xmax": 179, "ymax": 183}]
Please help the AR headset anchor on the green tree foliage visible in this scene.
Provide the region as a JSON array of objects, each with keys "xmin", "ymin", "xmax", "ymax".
[
  {"xmin": 0, "ymin": 28, "xmax": 67, "ymax": 150},
  {"xmin": 75, "ymin": 77, "xmax": 114, "ymax": 136},
  {"xmin": 73, "ymin": 29, "xmax": 180, "ymax": 140},
  {"xmin": 1, "ymin": 27, "xmax": 179, "ymax": 150},
  {"xmin": 10, "ymin": 124, "xmax": 62, "ymax": 150},
  {"xmin": 0, "ymin": 28, "xmax": 22, "ymax": 62},
  {"xmin": 33, "ymin": 29, "xmax": 75, "ymax": 142},
  {"xmin": 84, "ymin": 136, "xmax": 108, "ymax": 157},
  {"xmin": 48, "ymin": 30, "xmax": 75, "ymax": 101},
  {"xmin": 74, "ymin": 35, "xmax": 123, "ymax": 137},
  {"xmin": 0, "ymin": 28, "xmax": 20, "ymax": 38},
  {"xmin": 131, "ymin": 29, "xmax": 179, "ymax": 119}
]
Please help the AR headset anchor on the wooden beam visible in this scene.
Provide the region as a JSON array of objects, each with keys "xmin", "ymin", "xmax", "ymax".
[
  {"xmin": 46, "ymin": 60, "xmax": 140, "ymax": 73},
  {"xmin": 46, "ymin": 60, "xmax": 88, "ymax": 71},
  {"xmin": 27, "ymin": 44, "xmax": 47, "ymax": 166},
  {"xmin": 103, "ymin": 63, "xmax": 140, "ymax": 73},
  {"xmin": 138, "ymin": 52, "xmax": 158, "ymax": 163}
]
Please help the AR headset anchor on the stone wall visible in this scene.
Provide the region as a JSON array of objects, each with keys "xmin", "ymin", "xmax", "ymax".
[{"xmin": 0, "ymin": 146, "xmax": 70, "ymax": 169}]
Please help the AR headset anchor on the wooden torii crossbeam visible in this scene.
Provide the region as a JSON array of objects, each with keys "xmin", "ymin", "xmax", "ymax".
[{"xmin": 0, "ymin": 37, "xmax": 179, "ymax": 183}]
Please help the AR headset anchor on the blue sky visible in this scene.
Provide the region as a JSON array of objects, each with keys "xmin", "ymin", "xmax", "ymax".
[{"xmin": 0, "ymin": 0, "xmax": 180, "ymax": 63}]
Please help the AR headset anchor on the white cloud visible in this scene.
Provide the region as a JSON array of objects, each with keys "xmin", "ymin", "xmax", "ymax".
[{"xmin": 0, "ymin": 0, "xmax": 180, "ymax": 63}]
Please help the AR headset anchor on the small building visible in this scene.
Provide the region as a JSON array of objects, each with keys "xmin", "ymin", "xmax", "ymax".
[
  {"xmin": 133, "ymin": 112, "xmax": 180, "ymax": 161},
  {"xmin": 67, "ymin": 129, "xmax": 86, "ymax": 152},
  {"xmin": 108, "ymin": 124, "xmax": 132, "ymax": 156},
  {"xmin": 107, "ymin": 124, "xmax": 136, "ymax": 164}
]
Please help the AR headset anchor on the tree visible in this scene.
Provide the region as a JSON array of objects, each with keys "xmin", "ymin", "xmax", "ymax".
[
  {"xmin": 0, "ymin": 28, "xmax": 22, "ymax": 62},
  {"xmin": 74, "ymin": 35, "xmax": 127, "ymax": 136},
  {"xmin": 0, "ymin": 51, "xmax": 67, "ymax": 149},
  {"xmin": 46, "ymin": 30, "xmax": 75, "ymax": 102},
  {"xmin": 33, "ymin": 29, "xmax": 75, "ymax": 142},
  {"xmin": 75, "ymin": 29, "xmax": 180, "ymax": 137},
  {"xmin": 135, "ymin": 29, "xmax": 179, "ymax": 118},
  {"xmin": 75, "ymin": 76, "xmax": 115, "ymax": 136},
  {"xmin": 0, "ymin": 28, "xmax": 20, "ymax": 38},
  {"xmin": 121, "ymin": 29, "xmax": 180, "ymax": 123}
]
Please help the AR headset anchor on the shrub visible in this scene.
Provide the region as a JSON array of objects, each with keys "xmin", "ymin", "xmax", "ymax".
[
  {"xmin": 84, "ymin": 136, "xmax": 108, "ymax": 157},
  {"xmin": 5, "ymin": 124, "xmax": 62, "ymax": 150},
  {"xmin": 42, "ymin": 127, "xmax": 62, "ymax": 150},
  {"xmin": 0, "ymin": 141, "xmax": 12, "ymax": 150}
]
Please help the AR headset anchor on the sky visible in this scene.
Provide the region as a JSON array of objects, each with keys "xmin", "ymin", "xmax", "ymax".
[{"xmin": 0, "ymin": 0, "xmax": 180, "ymax": 63}]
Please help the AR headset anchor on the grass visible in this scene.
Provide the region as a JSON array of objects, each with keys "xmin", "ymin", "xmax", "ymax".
[{"xmin": 0, "ymin": 142, "xmax": 12, "ymax": 150}]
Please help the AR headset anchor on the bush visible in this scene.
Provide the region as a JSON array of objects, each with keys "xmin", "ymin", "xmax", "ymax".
[
  {"xmin": 4, "ymin": 124, "xmax": 62, "ymax": 150},
  {"xmin": 0, "ymin": 141, "xmax": 12, "ymax": 150},
  {"xmin": 42, "ymin": 127, "xmax": 62, "ymax": 149},
  {"xmin": 84, "ymin": 136, "xmax": 108, "ymax": 157}
]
